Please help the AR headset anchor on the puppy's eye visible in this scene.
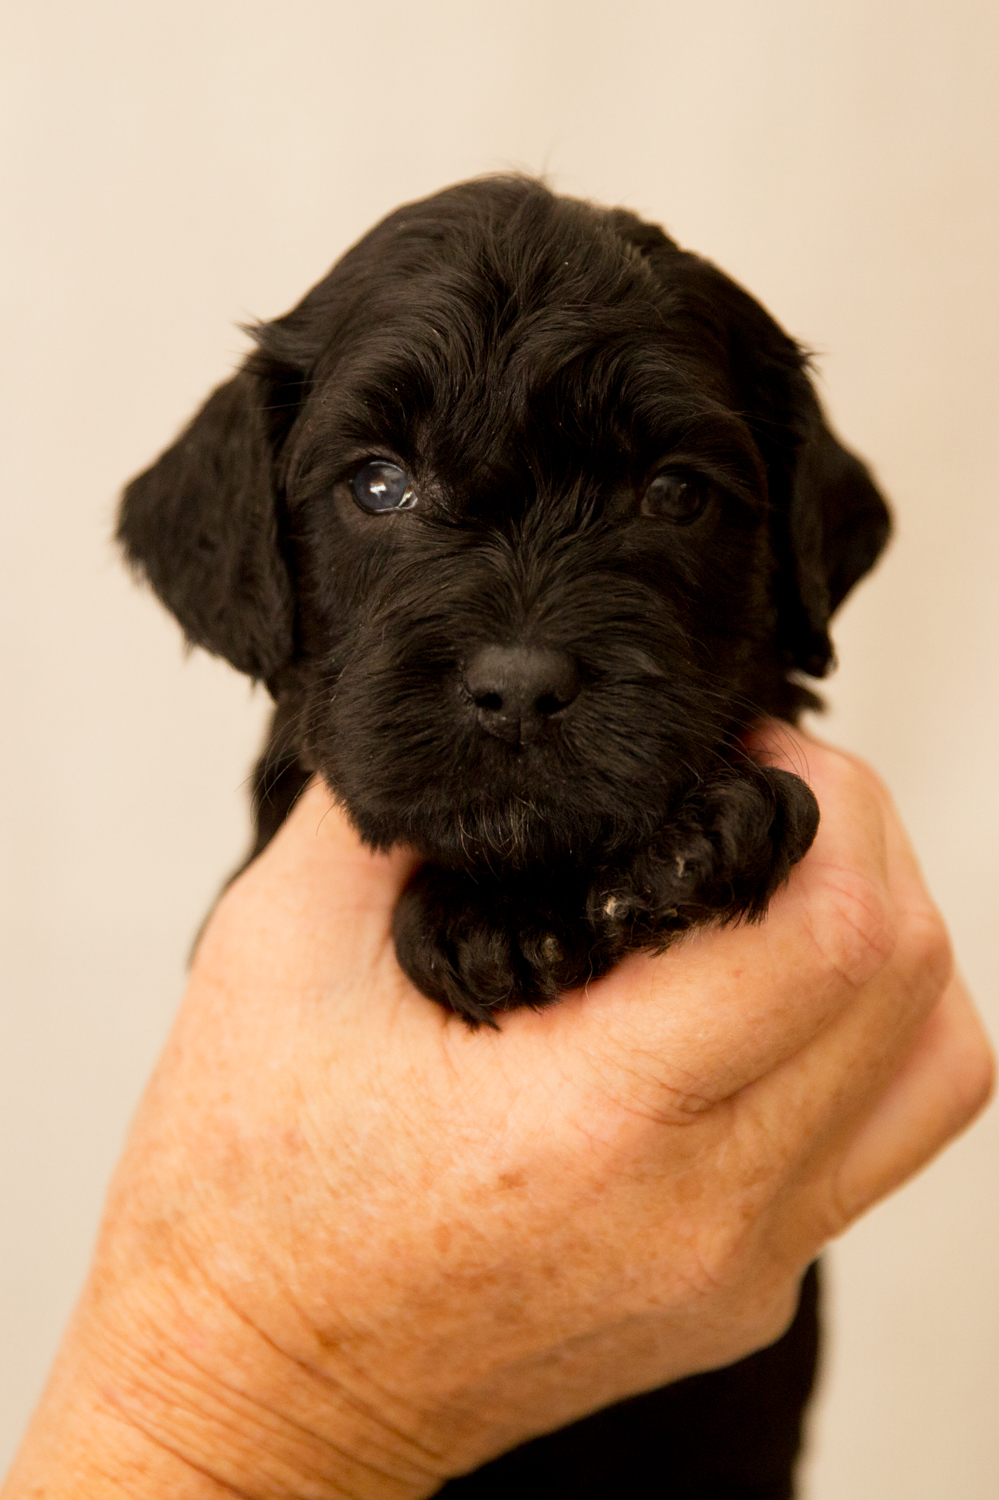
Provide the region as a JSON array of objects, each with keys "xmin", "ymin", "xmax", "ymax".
[
  {"xmin": 641, "ymin": 470, "xmax": 709, "ymax": 524},
  {"xmin": 351, "ymin": 460, "xmax": 419, "ymax": 513}
]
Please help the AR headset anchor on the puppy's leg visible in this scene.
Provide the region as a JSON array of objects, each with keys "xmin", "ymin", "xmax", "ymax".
[
  {"xmin": 590, "ymin": 765, "xmax": 819, "ymax": 953},
  {"xmin": 393, "ymin": 866, "xmax": 617, "ymax": 1024}
]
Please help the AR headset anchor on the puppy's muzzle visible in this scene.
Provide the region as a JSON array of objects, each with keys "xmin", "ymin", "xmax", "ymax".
[{"xmin": 463, "ymin": 643, "xmax": 581, "ymax": 746}]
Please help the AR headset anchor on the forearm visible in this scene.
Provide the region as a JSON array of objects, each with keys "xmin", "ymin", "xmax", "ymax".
[
  {"xmin": 3, "ymin": 1283, "xmax": 443, "ymax": 1500},
  {"xmin": 3, "ymin": 1348, "xmax": 236, "ymax": 1500}
]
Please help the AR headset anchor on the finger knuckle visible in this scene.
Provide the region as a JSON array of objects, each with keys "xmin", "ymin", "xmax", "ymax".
[
  {"xmin": 952, "ymin": 1026, "xmax": 996, "ymax": 1124},
  {"xmin": 810, "ymin": 866, "xmax": 898, "ymax": 987},
  {"xmin": 686, "ymin": 1195, "xmax": 778, "ymax": 1298},
  {"xmin": 703, "ymin": 1272, "xmax": 804, "ymax": 1367},
  {"xmin": 690, "ymin": 1228, "xmax": 753, "ymax": 1295},
  {"xmin": 821, "ymin": 1163, "xmax": 861, "ymax": 1238},
  {"xmin": 749, "ymin": 1281, "xmax": 804, "ymax": 1350},
  {"xmin": 899, "ymin": 902, "xmax": 953, "ymax": 1001}
]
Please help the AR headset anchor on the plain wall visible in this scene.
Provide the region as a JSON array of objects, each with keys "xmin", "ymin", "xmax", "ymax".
[{"xmin": 1, "ymin": 2, "xmax": 996, "ymax": 1493}]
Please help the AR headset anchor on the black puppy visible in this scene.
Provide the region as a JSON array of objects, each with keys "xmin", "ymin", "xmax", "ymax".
[
  {"xmin": 119, "ymin": 178, "xmax": 890, "ymax": 1498},
  {"xmin": 119, "ymin": 175, "xmax": 889, "ymax": 1026}
]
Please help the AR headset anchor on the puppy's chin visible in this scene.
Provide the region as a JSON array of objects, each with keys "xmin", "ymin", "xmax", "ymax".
[
  {"xmin": 331, "ymin": 773, "xmax": 669, "ymax": 873},
  {"xmin": 317, "ymin": 705, "xmax": 709, "ymax": 871}
]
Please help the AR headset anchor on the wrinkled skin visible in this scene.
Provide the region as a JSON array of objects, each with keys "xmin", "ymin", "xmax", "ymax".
[{"xmin": 3, "ymin": 732, "xmax": 992, "ymax": 1500}]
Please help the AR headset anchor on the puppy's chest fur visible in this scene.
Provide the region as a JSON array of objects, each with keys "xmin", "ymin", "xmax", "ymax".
[{"xmin": 119, "ymin": 176, "xmax": 890, "ymax": 1024}]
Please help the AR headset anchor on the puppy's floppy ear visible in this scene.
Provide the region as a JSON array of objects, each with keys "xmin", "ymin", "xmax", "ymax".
[
  {"xmin": 777, "ymin": 413, "xmax": 892, "ymax": 677},
  {"xmin": 117, "ymin": 351, "xmax": 303, "ymax": 686},
  {"xmin": 662, "ymin": 249, "xmax": 892, "ymax": 678}
]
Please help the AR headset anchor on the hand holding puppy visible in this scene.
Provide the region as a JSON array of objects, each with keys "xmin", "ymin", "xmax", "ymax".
[{"xmin": 4, "ymin": 729, "xmax": 992, "ymax": 1500}]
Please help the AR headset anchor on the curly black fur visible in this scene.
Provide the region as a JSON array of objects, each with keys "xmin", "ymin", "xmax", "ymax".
[{"xmin": 118, "ymin": 176, "xmax": 890, "ymax": 1025}]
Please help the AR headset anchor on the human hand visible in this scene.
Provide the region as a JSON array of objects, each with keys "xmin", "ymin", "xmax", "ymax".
[{"xmin": 4, "ymin": 728, "xmax": 992, "ymax": 1500}]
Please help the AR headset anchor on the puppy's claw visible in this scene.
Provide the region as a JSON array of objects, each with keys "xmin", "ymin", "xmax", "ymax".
[{"xmin": 540, "ymin": 933, "xmax": 562, "ymax": 963}]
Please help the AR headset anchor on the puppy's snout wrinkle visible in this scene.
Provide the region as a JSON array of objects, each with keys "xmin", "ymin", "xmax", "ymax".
[{"xmin": 464, "ymin": 644, "xmax": 581, "ymax": 745}]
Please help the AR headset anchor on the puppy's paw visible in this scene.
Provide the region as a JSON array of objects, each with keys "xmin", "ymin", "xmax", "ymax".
[
  {"xmin": 393, "ymin": 866, "xmax": 611, "ymax": 1023},
  {"xmin": 590, "ymin": 765, "xmax": 819, "ymax": 948}
]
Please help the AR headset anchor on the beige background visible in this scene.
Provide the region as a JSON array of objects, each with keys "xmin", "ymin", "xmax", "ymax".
[{"xmin": 1, "ymin": 1, "xmax": 996, "ymax": 1492}]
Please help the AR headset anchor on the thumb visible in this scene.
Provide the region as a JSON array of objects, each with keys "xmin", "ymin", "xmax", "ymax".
[
  {"xmin": 195, "ymin": 779, "xmax": 422, "ymax": 987},
  {"xmin": 268, "ymin": 777, "xmax": 422, "ymax": 913}
]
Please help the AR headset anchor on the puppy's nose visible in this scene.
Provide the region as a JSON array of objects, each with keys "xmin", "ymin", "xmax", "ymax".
[{"xmin": 464, "ymin": 645, "xmax": 581, "ymax": 745}]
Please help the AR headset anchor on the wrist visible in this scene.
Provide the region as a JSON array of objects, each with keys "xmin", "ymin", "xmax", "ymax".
[{"xmin": 4, "ymin": 1271, "xmax": 445, "ymax": 1500}]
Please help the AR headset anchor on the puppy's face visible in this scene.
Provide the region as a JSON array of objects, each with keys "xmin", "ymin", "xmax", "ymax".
[
  {"xmin": 119, "ymin": 179, "xmax": 890, "ymax": 872},
  {"xmin": 285, "ymin": 266, "xmax": 776, "ymax": 868}
]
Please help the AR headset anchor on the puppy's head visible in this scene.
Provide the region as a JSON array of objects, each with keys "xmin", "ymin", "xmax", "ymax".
[{"xmin": 119, "ymin": 177, "xmax": 889, "ymax": 870}]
